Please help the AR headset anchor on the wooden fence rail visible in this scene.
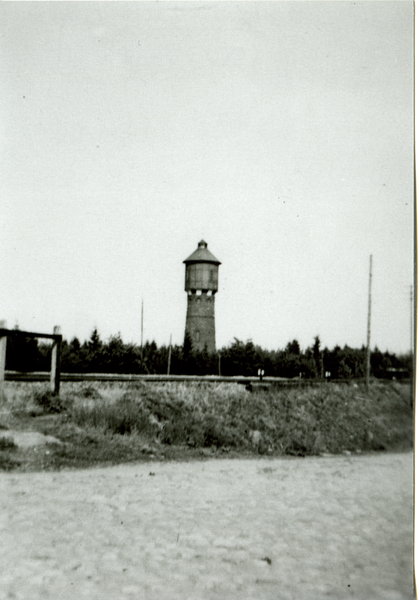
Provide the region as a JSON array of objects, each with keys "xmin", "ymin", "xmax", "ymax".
[
  {"xmin": 3, "ymin": 371, "xmax": 328, "ymax": 389},
  {"xmin": 0, "ymin": 322, "xmax": 62, "ymax": 395},
  {"xmin": 2, "ymin": 369, "xmax": 404, "ymax": 389}
]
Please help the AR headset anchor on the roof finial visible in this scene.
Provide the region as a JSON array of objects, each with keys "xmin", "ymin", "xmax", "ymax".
[{"xmin": 198, "ymin": 240, "xmax": 207, "ymax": 248}]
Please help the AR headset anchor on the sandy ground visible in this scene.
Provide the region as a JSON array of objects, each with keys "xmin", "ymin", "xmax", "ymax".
[{"xmin": 0, "ymin": 452, "xmax": 413, "ymax": 600}]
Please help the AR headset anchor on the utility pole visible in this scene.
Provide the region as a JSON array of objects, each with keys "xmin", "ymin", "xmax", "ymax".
[
  {"xmin": 167, "ymin": 334, "xmax": 172, "ymax": 376},
  {"xmin": 366, "ymin": 255, "xmax": 373, "ymax": 390},
  {"xmin": 139, "ymin": 299, "xmax": 145, "ymax": 374},
  {"xmin": 141, "ymin": 299, "xmax": 144, "ymax": 362}
]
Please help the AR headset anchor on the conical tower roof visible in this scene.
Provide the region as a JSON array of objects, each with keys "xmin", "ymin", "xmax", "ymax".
[{"xmin": 183, "ymin": 240, "xmax": 221, "ymax": 265}]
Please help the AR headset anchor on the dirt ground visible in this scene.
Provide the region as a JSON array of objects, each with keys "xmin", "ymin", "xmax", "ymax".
[{"xmin": 0, "ymin": 452, "xmax": 413, "ymax": 600}]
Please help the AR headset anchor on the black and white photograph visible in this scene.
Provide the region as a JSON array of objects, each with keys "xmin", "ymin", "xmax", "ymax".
[{"xmin": 0, "ymin": 1, "xmax": 415, "ymax": 599}]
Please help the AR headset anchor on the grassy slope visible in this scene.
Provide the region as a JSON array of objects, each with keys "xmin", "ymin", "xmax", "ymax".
[{"xmin": 0, "ymin": 380, "xmax": 413, "ymax": 471}]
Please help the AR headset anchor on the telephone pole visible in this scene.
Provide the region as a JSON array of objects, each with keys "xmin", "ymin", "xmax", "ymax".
[
  {"xmin": 167, "ymin": 334, "xmax": 172, "ymax": 375},
  {"xmin": 140, "ymin": 299, "xmax": 144, "ymax": 369},
  {"xmin": 366, "ymin": 255, "xmax": 373, "ymax": 390}
]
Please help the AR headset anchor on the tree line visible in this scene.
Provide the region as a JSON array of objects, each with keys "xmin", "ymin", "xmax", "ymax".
[{"xmin": 4, "ymin": 327, "xmax": 412, "ymax": 380}]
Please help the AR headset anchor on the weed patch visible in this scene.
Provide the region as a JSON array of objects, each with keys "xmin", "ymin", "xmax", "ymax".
[
  {"xmin": 71, "ymin": 395, "xmax": 157, "ymax": 437},
  {"xmin": 33, "ymin": 390, "xmax": 65, "ymax": 414},
  {"xmin": 0, "ymin": 436, "xmax": 17, "ymax": 450}
]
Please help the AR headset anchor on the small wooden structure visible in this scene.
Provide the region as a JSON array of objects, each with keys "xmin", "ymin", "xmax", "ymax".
[{"xmin": 0, "ymin": 322, "xmax": 62, "ymax": 395}]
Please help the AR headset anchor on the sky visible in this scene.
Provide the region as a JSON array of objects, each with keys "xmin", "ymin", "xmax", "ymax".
[{"xmin": 0, "ymin": 1, "xmax": 414, "ymax": 355}]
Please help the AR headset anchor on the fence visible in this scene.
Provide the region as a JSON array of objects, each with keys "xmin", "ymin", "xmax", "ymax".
[
  {"xmin": 3, "ymin": 369, "xmax": 404, "ymax": 391},
  {"xmin": 3, "ymin": 372, "xmax": 303, "ymax": 384},
  {"xmin": 3, "ymin": 369, "xmax": 353, "ymax": 390},
  {"xmin": 0, "ymin": 322, "xmax": 62, "ymax": 395}
]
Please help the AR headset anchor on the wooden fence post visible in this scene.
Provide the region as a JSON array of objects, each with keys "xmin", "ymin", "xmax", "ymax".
[
  {"xmin": 50, "ymin": 326, "xmax": 61, "ymax": 395},
  {"xmin": 0, "ymin": 320, "xmax": 7, "ymax": 399}
]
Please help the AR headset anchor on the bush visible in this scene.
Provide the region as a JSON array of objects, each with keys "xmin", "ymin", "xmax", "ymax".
[
  {"xmin": 33, "ymin": 390, "xmax": 64, "ymax": 414},
  {"xmin": 159, "ymin": 414, "xmax": 236, "ymax": 449},
  {"xmin": 0, "ymin": 436, "xmax": 16, "ymax": 450},
  {"xmin": 160, "ymin": 419, "xmax": 191, "ymax": 445}
]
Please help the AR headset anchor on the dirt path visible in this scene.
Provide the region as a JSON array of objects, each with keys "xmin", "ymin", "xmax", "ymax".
[{"xmin": 0, "ymin": 453, "xmax": 413, "ymax": 600}]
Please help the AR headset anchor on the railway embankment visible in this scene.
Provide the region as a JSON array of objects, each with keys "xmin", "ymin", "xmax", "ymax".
[{"xmin": 0, "ymin": 379, "xmax": 413, "ymax": 472}]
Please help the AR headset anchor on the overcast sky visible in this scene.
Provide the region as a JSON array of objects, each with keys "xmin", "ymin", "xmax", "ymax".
[{"xmin": 1, "ymin": 1, "xmax": 414, "ymax": 354}]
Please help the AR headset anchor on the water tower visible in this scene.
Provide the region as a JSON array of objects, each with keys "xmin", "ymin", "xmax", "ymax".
[{"xmin": 183, "ymin": 240, "xmax": 221, "ymax": 353}]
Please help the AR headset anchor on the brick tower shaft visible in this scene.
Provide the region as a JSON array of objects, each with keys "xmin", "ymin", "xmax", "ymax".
[{"xmin": 185, "ymin": 292, "xmax": 216, "ymax": 353}]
